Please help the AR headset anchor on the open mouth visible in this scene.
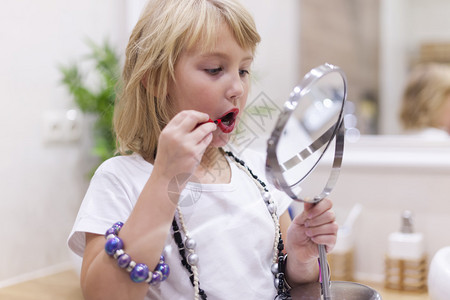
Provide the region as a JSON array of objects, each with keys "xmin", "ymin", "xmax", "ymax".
[{"xmin": 214, "ymin": 108, "xmax": 239, "ymax": 133}]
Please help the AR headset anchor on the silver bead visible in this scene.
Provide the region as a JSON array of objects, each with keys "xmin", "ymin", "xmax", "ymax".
[
  {"xmin": 126, "ymin": 260, "xmax": 136, "ymax": 272},
  {"xmin": 262, "ymin": 191, "xmax": 271, "ymax": 203},
  {"xmin": 187, "ymin": 253, "xmax": 199, "ymax": 266},
  {"xmin": 271, "ymin": 262, "xmax": 279, "ymax": 275},
  {"xmin": 274, "ymin": 277, "xmax": 280, "ymax": 288},
  {"xmin": 113, "ymin": 249, "xmax": 124, "ymax": 259},
  {"xmin": 268, "ymin": 203, "xmax": 277, "ymax": 214},
  {"xmin": 185, "ymin": 237, "xmax": 197, "ymax": 250},
  {"xmin": 145, "ymin": 271, "xmax": 154, "ymax": 283},
  {"xmin": 106, "ymin": 234, "xmax": 116, "ymax": 240}
]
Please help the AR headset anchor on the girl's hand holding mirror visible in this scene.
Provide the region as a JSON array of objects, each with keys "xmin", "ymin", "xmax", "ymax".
[{"xmin": 284, "ymin": 198, "xmax": 337, "ymax": 286}]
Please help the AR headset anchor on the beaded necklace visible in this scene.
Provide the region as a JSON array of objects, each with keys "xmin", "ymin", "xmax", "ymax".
[{"xmin": 171, "ymin": 149, "xmax": 291, "ymax": 300}]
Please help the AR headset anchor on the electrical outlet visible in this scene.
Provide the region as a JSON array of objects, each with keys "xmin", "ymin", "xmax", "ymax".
[
  {"xmin": 42, "ymin": 109, "xmax": 82, "ymax": 143},
  {"xmin": 64, "ymin": 109, "xmax": 82, "ymax": 142}
]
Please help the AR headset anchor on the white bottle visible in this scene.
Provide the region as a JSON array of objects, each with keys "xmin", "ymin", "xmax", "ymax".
[{"xmin": 387, "ymin": 210, "xmax": 425, "ymax": 260}]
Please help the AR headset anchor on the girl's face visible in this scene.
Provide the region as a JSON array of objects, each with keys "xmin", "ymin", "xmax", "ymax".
[{"xmin": 168, "ymin": 23, "xmax": 253, "ymax": 147}]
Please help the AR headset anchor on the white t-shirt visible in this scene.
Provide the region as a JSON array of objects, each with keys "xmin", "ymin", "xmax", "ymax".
[{"xmin": 68, "ymin": 149, "xmax": 292, "ymax": 300}]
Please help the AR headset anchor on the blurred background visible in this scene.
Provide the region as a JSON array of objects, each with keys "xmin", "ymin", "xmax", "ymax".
[{"xmin": 1, "ymin": 0, "xmax": 450, "ymax": 298}]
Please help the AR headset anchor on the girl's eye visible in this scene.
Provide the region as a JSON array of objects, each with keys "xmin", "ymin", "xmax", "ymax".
[
  {"xmin": 205, "ymin": 68, "xmax": 222, "ymax": 75},
  {"xmin": 239, "ymin": 69, "xmax": 250, "ymax": 77}
]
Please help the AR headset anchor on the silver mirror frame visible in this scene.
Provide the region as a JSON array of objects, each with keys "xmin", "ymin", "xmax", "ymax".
[{"xmin": 266, "ymin": 63, "xmax": 347, "ymax": 204}]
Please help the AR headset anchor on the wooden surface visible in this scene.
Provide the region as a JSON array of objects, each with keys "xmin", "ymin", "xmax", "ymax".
[
  {"xmin": 0, "ymin": 270, "xmax": 83, "ymax": 300},
  {"xmin": 0, "ymin": 270, "xmax": 431, "ymax": 300}
]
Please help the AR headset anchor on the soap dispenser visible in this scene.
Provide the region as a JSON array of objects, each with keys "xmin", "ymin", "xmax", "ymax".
[
  {"xmin": 385, "ymin": 210, "xmax": 427, "ymax": 292},
  {"xmin": 387, "ymin": 210, "xmax": 424, "ymax": 260}
]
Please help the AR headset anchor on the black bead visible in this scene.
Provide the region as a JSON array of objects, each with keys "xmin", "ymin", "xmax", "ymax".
[
  {"xmin": 172, "ymin": 217, "xmax": 208, "ymax": 299},
  {"xmin": 172, "ymin": 220, "xmax": 179, "ymax": 229},
  {"xmin": 200, "ymin": 290, "xmax": 207, "ymax": 300}
]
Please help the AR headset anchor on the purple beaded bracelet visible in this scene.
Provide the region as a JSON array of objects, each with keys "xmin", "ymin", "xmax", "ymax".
[{"xmin": 104, "ymin": 221, "xmax": 170, "ymax": 284}]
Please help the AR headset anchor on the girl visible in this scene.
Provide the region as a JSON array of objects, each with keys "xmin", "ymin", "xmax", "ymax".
[
  {"xmin": 400, "ymin": 63, "xmax": 450, "ymax": 137},
  {"xmin": 68, "ymin": 0, "xmax": 338, "ymax": 299}
]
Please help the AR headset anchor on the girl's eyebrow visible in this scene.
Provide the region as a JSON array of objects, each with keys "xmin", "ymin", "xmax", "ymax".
[{"xmin": 199, "ymin": 52, "xmax": 254, "ymax": 63}]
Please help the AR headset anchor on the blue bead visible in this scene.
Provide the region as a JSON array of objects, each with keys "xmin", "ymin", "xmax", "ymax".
[
  {"xmin": 112, "ymin": 225, "xmax": 122, "ymax": 234},
  {"xmin": 157, "ymin": 263, "xmax": 170, "ymax": 281},
  {"xmin": 105, "ymin": 222, "xmax": 123, "ymax": 237},
  {"xmin": 114, "ymin": 221, "xmax": 124, "ymax": 228},
  {"xmin": 117, "ymin": 253, "xmax": 132, "ymax": 268},
  {"xmin": 104, "ymin": 236, "xmax": 123, "ymax": 256},
  {"xmin": 130, "ymin": 263, "xmax": 149, "ymax": 283},
  {"xmin": 150, "ymin": 271, "xmax": 162, "ymax": 285}
]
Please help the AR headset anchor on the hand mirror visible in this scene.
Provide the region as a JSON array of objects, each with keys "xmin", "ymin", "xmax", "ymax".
[
  {"xmin": 266, "ymin": 63, "xmax": 345, "ymax": 204},
  {"xmin": 266, "ymin": 64, "xmax": 381, "ymax": 299}
]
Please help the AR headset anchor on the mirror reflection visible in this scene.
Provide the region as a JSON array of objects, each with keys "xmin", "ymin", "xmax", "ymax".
[
  {"xmin": 299, "ymin": 0, "xmax": 450, "ymax": 136},
  {"xmin": 399, "ymin": 63, "xmax": 450, "ymax": 138}
]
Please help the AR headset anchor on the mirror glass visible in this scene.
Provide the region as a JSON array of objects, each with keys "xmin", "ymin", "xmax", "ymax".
[{"xmin": 266, "ymin": 64, "xmax": 346, "ymax": 203}]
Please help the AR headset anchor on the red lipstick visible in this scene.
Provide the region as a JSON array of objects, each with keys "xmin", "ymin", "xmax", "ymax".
[
  {"xmin": 200, "ymin": 108, "xmax": 239, "ymax": 133},
  {"xmin": 214, "ymin": 108, "xmax": 239, "ymax": 133}
]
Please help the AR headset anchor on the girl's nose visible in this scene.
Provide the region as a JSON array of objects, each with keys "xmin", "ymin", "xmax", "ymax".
[{"xmin": 225, "ymin": 72, "xmax": 245, "ymax": 101}]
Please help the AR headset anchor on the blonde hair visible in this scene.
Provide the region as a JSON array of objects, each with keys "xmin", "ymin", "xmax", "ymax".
[
  {"xmin": 114, "ymin": 0, "xmax": 261, "ymax": 160},
  {"xmin": 400, "ymin": 63, "xmax": 450, "ymax": 130}
]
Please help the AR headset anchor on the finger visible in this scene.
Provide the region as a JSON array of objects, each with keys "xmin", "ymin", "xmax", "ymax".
[
  {"xmin": 304, "ymin": 198, "xmax": 333, "ymax": 219},
  {"xmin": 292, "ymin": 198, "xmax": 333, "ymax": 226},
  {"xmin": 193, "ymin": 132, "xmax": 214, "ymax": 153},
  {"xmin": 171, "ymin": 110, "xmax": 210, "ymax": 129},
  {"xmin": 306, "ymin": 222, "xmax": 338, "ymax": 252},
  {"xmin": 191, "ymin": 122, "xmax": 217, "ymax": 141},
  {"xmin": 291, "ymin": 210, "xmax": 309, "ymax": 226},
  {"xmin": 305, "ymin": 221, "xmax": 338, "ymax": 239},
  {"xmin": 304, "ymin": 210, "xmax": 336, "ymax": 228},
  {"xmin": 195, "ymin": 118, "xmax": 214, "ymax": 129},
  {"xmin": 310, "ymin": 234, "xmax": 337, "ymax": 253},
  {"xmin": 180, "ymin": 110, "xmax": 210, "ymax": 131},
  {"xmin": 161, "ymin": 111, "xmax": 214, "ymax": 152}
]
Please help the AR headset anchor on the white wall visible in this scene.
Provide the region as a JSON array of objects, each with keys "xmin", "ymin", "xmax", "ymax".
[
  {"xmin": 0, "ymin": 0, "xmax": 300, "ymax": 286},
  {"xmin": 244, "ymin": 0, "xmax": 301, "ymax": 104},
  {"xmin": 0, "ymin": 0, "xmax": 127, "ymax": 285},
  {"xmin": 233, "ymin": 0, "xmax": 301, "ymax": 152}
]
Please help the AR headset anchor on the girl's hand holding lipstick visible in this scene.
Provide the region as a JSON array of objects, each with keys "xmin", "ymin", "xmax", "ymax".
[{"xmin": 153, "ymin": 110, "xmax": 217, "ymax": 182}]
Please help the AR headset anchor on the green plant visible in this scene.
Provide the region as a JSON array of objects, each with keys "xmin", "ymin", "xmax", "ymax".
[{"xmin": 59, "ymin": 40, "xmax": 121, "ymax": 171}]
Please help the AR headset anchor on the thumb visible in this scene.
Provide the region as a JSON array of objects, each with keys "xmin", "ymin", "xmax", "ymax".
[{"xmin": 303, "ymin": 202, "xmax": 315, "ymax": 214}]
